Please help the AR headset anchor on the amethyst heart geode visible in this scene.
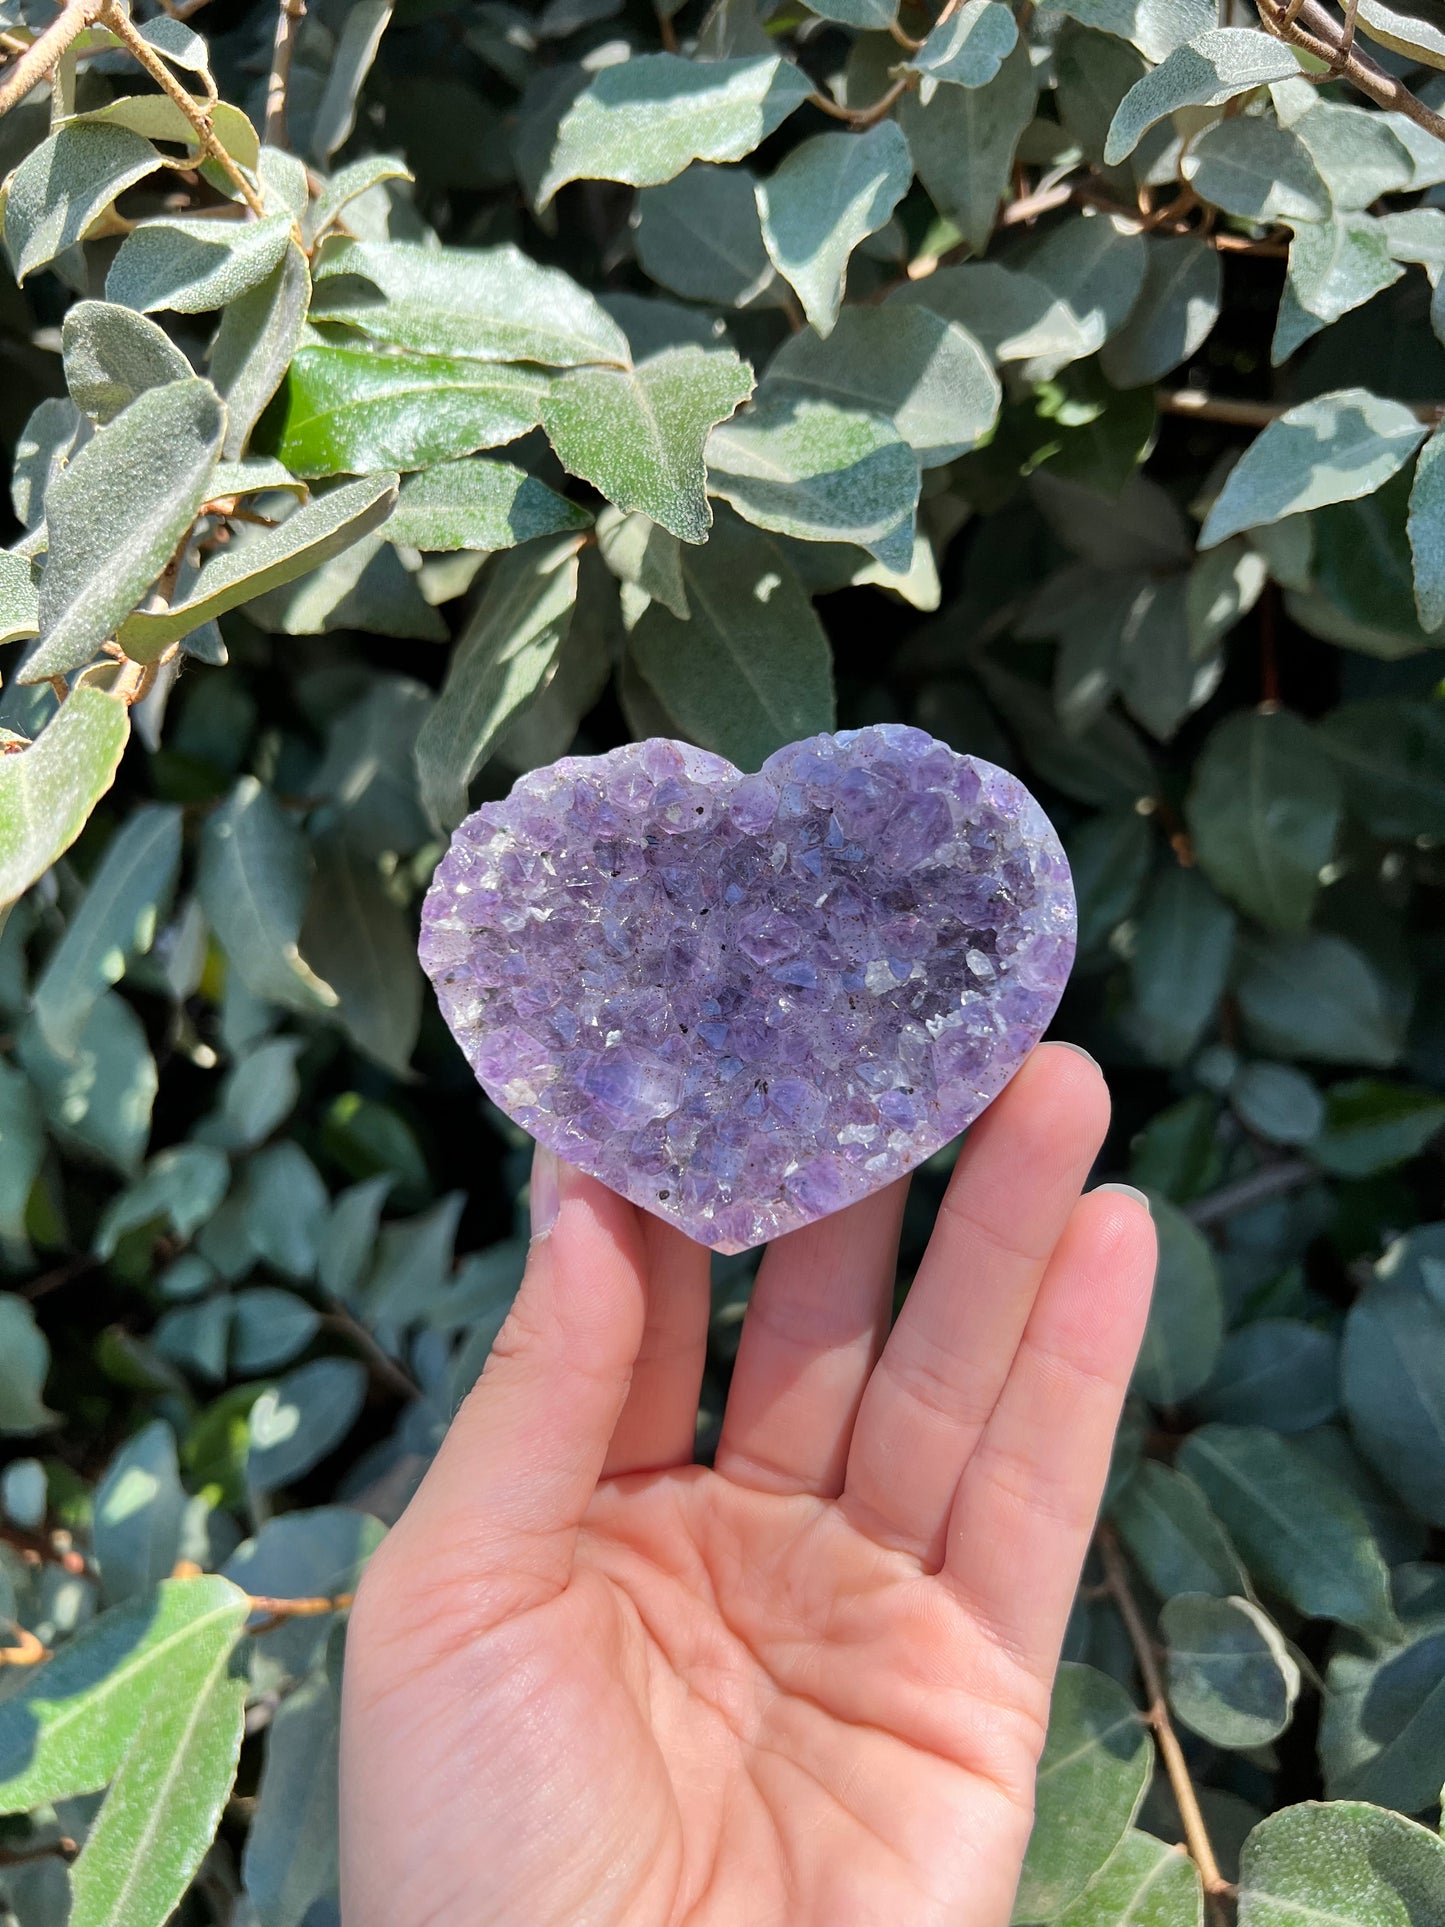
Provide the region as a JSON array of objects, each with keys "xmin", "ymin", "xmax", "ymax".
[{"xmin": 419, "ymin": 725, "xmax": 1075, "ymax": 1252}]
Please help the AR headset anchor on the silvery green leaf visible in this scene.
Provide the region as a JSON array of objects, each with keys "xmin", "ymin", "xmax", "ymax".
[
  {"xmin": 117, "ymin": 474, "xmax": 398, "ymax": 661},
  {"xmin": 1186, "ymin": 537, "xmax": 1267, "ymax": 656},
  {"xmin": 137, "ymin": 14, "xmax": 209, "ymax": 71},
  {"xmin": 0, "ymin": 1059, "xmax": 43, "ymax": 1247},
  {"xmin": 415, "ymin": 535, "xmax": 582, "ymax": 829},
  {"xmin": 311, "ymin": 238, "xmax": 629, "ymax": 366},
  {"xmin": 0, "ymin": 550, "xmax": 39, "ymax": 647},
  {"xmin": 210, "ymin": 241, "xmax": 312, "ymax": 462},
  {"xmin": 1229, "ymin": 1064, "xmax": 1326, "ymax": 1149},
  {"xmin": 1127, "ymin": 863, "xmax": 1235, "ymax": 1065},
  {"xmin": 1103, "ymin": 30, "xmax": 1301, "ymax": 165},
  {"xmin": 18, "ymin": 987, "xmax": 156, "ymax": 1174},
  {"xmin": 1053, "ymin": 21, "xmax": 1157, "ymax": 189},
  {"xmin": 1273, "ymin": 216, "xmax": 1403, "ymax": 364},
  {"xmin": 1050, "ymin": 0, "xmax": 1213, "ymax": 63},
  {"xmin": 11, "ymin": 397, "xmax": 84, "ymax": 531},
  {"xmin": 756, "ymin": 122, "xmax": 911, "ymax": 336},
  {"xmin": 268, "ymin": 345, "xmax": 547, "ymax": 479},
  {"xmin": 308, "ymin": 154, "xmax": 413, "ymax": 244},
  {"xmin": 31, "ymin": 802, "xmax": 182, "ymax": 1055},
  {"xmin": 93, "ymin": 1420, "xmax": 186, "ymax": 1604},
  {"xmin": 1200, "ymin": 388, "xmax": 1426, "ymax": 547},
  {"xmin": 1014, "ymin": 1663, "xmax": 1153, "ymax": 1921},
  {"xmin": 1133, "ymin": 1191, "xmax": 1224, "ymax": 1401},
  {"xmin": 1380, "ymin": 204, "xmax": 1445, "ymax": 276},
  {"xmin": 309, "ymin": 673, "xmax": 432, "ymax": 859},
  {"xmin": 538, "ymin": 53, "xmax": 813, "ymax": 204},
  {"xmin": 241, "ymin": 1668, "xmax": 341, "ymax": 1927},
  {"xmin": 907, "ymin": 1, "xmax": 1019, "ymax": 100},
  {"xmin": 765, "ymin": 305, "xmax": 999, "ymax": 468},
  {"xmin": 26, "ymin": 377, "xmax": 224, "ymax": 683},
  {"xmin": 707, "ymin": 393, "xmax": 919, "ymax": 572},
  {"xmin": 241, "ymin": 1140, "xmax": 330, "ymax": 1282},
  {"xmin": 1344, "ymin": 1250, "xmax": 1445, "ymax": 1527},
  {"xmin": 1318, "ymin": 698, "xmax": 1445, "ymax": 840},
  {"xmin": 596, "ymin": 505, "xmax": 689, "ymax": 620},
  {"xmin": 1186, "ymin": 708, "xmax": 1341, "ymax": 930},
  {"xmin": 1236, "ymin": 930, "xmax": 1409, "ymax": 1067},
  {"xmin": 1237, "ymin": 1804, "xmax": 1445, "ymax": 1926},
  {"xmin": 198, "ymin": 778, "xmax": 337, "ymax": 1016},
  {"xmin": 91, "ymin": 1142, "xmax": 229, "ymax": 1257},
  {"xmin": 0, "ymin": 690, "xmax": 130, "ymax": 912},
  {"xmin": 0, "ymin": 1292, "xmax": 56, "ymax": 1434},
  {"xmin": 891, "ymin": 262, "xmax": 1096, "ymax": 365},
  {"xmin": 387, "ymin": 457, "xmax": 591, "ymax": 551},
  {"xmin": 231, "ymin": 1286, "xmax": 322, "ymax": 1374},
  {"xmin": 207, "ymin": 457, "xmax": 306, "ymax": 499},
  {"xmin": 206, "ymin": 1036, "xmax": 303, "ymax": 1151},
  {"xmin": 4, "ymin": 123, "xmax": 163, "ymax": 283},
  {"xmin": 1180, "ymin": 115, "xmax": 1329, "ymax": 223},
  {"xmin": 106, "ymin": 213, "xmax": 294, "ymax": 316},
  {"xmin": 543, "ymin": 346, "xmax": 754, "ymax": 543},
  {"xmin": 1322, "ymin": 1627, "xmax": 1445, "ymax": 1814},
  {"xmin": 634, "ymin": 163, "xmax": 776, "ymax": 309},
  {"xmin": 806, "ymin": 0, "xmax": 896, "ymax": 21},
  {"xmin": 900, "ymin": 40, "xmax": 1035, "ymax": 253},
  {"xmin": 76, "ymin": 97, "xmax": 260, "ymax": 178},
  {"xmin": 1178, "ymin": 1423, "xmax": 1398, "ymax": 1638},
  {"xmin": 249, "ymin": 529, "xmax": 444, "ymax": 639},
  {"xmin": 259, "ymin": 144, "xmax": 309, "ymax": 220},
  {"xmin": 601, "ymin": 289, "xmax": 733, "ymax": 360},
  {"xmin": 1094, "ymin": 231, "xmax": 1225, "ymax": 385},
  {"xmin": 1291, "ymin": 101, "xmax": 1415, "ymax": 210},
  {"xmin": 1162, "ymin": 1593, "xmax": 1300, "ymax": 1750},
  {"xmin": 630, "ymin": 510, "xmax": 834, "ymax": 771},
  {"xmin": 1055, "ymin": 1829, "xmax": 1204, "ymax": 1927},
  {"xmin": 1355, "ymin": 0, "xmax": 1445, "ymax": 65},
  {"xmin": 300, "ymin": 837, "xmax": 422, "ymax": 1077},
  {"xmin": 1376, "ymin": 109, "xmax": 1445, "ymax": 189},
  {"xmin": 1110, "ymin": 1460, "xmax": 1250, "ymax": 1599},
  {"xmin": 1023, "ymin": 212, "xmax": 1148, "ymax": 367},
  {"xmin": 1407, "ymin": 423, "xmax": 1445, "ymax": 631},
  {"xmin": 248, "ymin": 1358, "xmax": 368, "ymax": 1492},
  {"xmin": 309, "ymin": 0, "xmax": 393, "ymax": 162},
  {"xmin": 61, "ymin": 301, "xmax": 193, "ymax": 424}
]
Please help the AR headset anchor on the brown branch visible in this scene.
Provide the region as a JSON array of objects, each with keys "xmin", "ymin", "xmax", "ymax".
[
  {"xmin": 1161, "ymin": 388, "xmax": 1445, "ymax": 427},
  {"xmin": 245, "ymin": 1589, "xmax": 355, "ymax": 1634},
  {"xmin": 0, "ymin": 1519, "xmax": 86, "ymax": 1573},
  {"xmin": 0, "ymin": 0, "xmax": 105, "ymax": 116},
  {"xmin": 1257, "ymin": 0, "xmax": 1445, "ymax": 142},
  {"xmin": 809, "ymin": 73, "xmax": 914, "ymax": 128},
  {"xmin": 321, "ymin": 1306, "xmax": 421, "ymax": 1401},
  {"xmin": 1097, "ymin": 1526, "xmax": 1234, "ymax": 1927},
  {"xmin": 0, "ymin": 1838, "xmax": 78, "ymax": 1867},
  {"xmin": 1186, "ymin": 1157, "xmax": 1316, "ymax": 1226},
  {"xmin": 0, "ymin": 1628, "xmax": 50, "ymax": 1666},
  {"xmin": 263, "ymin": 0, "xmax": 306, "ymax": 147},
  {"xmin": 98, "ymin": 2, "xmax": 265, "ymax": 214}
]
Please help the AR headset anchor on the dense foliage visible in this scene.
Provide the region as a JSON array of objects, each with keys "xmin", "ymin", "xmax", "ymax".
[{"xmin": 2, "ymin": 0, "xmax": 1445, "ymax": 1920}]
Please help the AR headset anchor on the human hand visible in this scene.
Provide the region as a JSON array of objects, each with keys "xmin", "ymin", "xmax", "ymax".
[{"xmin": 340, "ymin": 1044, "xmax": 1156, "ymax": 1927}]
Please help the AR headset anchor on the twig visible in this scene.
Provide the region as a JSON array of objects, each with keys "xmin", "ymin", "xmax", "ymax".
[
  {"xmin": 322, "ymin": 1305, "xmax": 420, "ymax": 1400},
  {"xmin": 263, "ymin": 0, "xmax": 306, "ymax": 146},
  {"xmin": 98, "ymin": 2, "xmax": 265, "ymax": 215},
  {"xmin": 1097, "ymin": 1526, "xmax": 1234, "ymax": 1927},
  {"xmin": 0, "ymin": 1628, "xmax": 49, "ymax": 1666},
  {"xmin": 244, "ymin": 1589, "xmax": 354, "ymax": 1634},
  {"xmin": 1161, "ymin": 387, "xmax": 1445, "ymax": 427},
  {"xmin": 0, "ymin": 0, "xmax": 105, "ymax": 116},
  {"xmin": 1257, "ymin": 0, "xmax": 1445, "ymax": 142},
  {"xmin": 0, "ymin": 1839, "xmax": 78, "ymax": 1867},
  {"xmin": 1186, "ymin": 1157, "xmax": 1315, "ymax": 1226},
  {"xmin": 0, "ymin": 1519, "xmax": 86, "ymax": 1573},
  {"xmin": 809, "ymin": 73, "xmax": 914, "ymax": 128}
]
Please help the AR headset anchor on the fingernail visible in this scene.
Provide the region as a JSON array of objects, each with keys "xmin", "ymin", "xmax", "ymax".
[
  {"xmin": 1096, "ymin": 1182, "xmax": 1151, "ymax": 1215},
  {"xmin": 530, "ymin": 1144, "xmax": 560, "ymax": 1240},
  {"xmin": 1054, "ymin": 1041, "xmax": 1100, "ymax": 1072}
]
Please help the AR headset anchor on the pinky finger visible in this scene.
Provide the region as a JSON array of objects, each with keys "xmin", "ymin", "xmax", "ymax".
[{"xmin": 942, "ymin": 1186, "xmax": 1156, "ymax": 1675}]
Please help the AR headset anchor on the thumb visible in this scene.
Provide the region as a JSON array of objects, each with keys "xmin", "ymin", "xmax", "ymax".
[{"xmin": 388, "ymin": 1146, "xmax": 651, "ymax": 1614}]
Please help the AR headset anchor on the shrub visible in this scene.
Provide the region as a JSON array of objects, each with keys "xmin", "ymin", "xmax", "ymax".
[{"xmin": 2, "ymin": 0, "xmax": 1445, "ymax": 1921}]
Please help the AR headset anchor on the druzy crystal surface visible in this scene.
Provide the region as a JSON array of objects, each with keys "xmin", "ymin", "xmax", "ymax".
[{"xmin": 419, "ymin": 726, "xmax": 1075, "ymax": 1252}]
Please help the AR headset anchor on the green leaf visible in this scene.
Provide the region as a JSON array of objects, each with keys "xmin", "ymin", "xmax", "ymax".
[
  {"xmin": 979, "ymin": 659, "xmax": 1158, "ymax": 807},
  {"xmin": 1201, "ymin": 1319, "xmax": 1339, "ymax": 1433},
  {"xmin": 245, "ymin": 528, "xmax": 443, "ymax": 641},
  {"xmin": 18, "ymin": 986, "xmax": 156, "ymax": 1174},
  {"xmin": 30, "ymin": 803, "xmax": 181, "ymax": 1058},
  {"xmin": 223, "ymin": 1506, "xmax": 383, "ymax": 1684},
  {"xmin": 308, "ymin": 673, "xmax": 432, "ymax": 859},
  {"xmin": 596, "ymin": 504, "xmax": 689, "ymax": 620},
  {"xmin": 1104, "ymin": 30, "xmax": 1301, "ymax": 165},
  {"xmin": 241, "ymin": 1668, "xmax": 341, "ymax": 1927},
  {"xmin": 542, "ymin": 345, "xmax": 753, "ymax": 543},
  {"xmin": 93, "ymin": 1420, "xmax": 185, "ymax": 1605},
  {"xmin": 0, "ymin": 1292, "xmax": 56, "ymax": 1434},
  {"xmin": 756, "ymin": 122, "xmax": 912, "ymax": 336},
  {"xmin": 1272, "ymin": 217, "xmax": 1402, "ymax": 365},
  {"xmin": 893, "ymin": 261, "xmax": 1096, "ymax": 365},
  {"xmin": 4, "ymin": 123, "xmax": 163, "ymax": 283},
  {"xmin": 197, "ymin": 778, "xmax": 337, "ymax": 1016},
  {"xmin": 26, "ymin": 378, "xmax": 225, "ymax": 682},
  {"xmin": 707, "ymin": 393, "xmax": 919, "ymax": 570},
  {"xmin": 1291, "ymin": 100, "xmax": 1415, "ymax": 211},
  {"xmin": 1111, "ymin": 1460, "xmax": 1250, "ymax": 1600},
  {"xmin": 11, "ymin": 396, "xmax": 84, "ymax": 532},
  {"xmin": 0, "ymin": 1574, "xmax": 248, "ymax": 1812},
  {"xmin": 0, "ymin": 1058, "xmax": 44, "ymax": 1248},
  {"xmin": 1052, "ymin": 0, "xmax": 1214, "ymax": 64},
  {"xmin": 205, "ymin": 1037, "xmax": 302, "ymax": 1153},
  {"xmin": 1235, "ymin": 931, "xmax": 1409, "ymax": 1068},
  {"xmin": 92, "ymin": 1142, "xmax": 230, "ymax": 1257},
  {"xmin": 0, "ymin": 550, "xmax": 39, "ymax": 647},
  {"xmin": 1133, "ymin": 1193, "xmax": 1224, "ymax": 1405},
  {"xmin": 308, "ymin": 154, "xmax": 413, "ymax": 244},
  {"xmin": 1162, "ymin": 1593, "xmax": 1300, "ymax": 1749},
  {"xmin": 1098, "ymin": 236, "xmax": 1221, "ymax": 389},
  {"xmin": 242, "ymin": 1139, "xmax": 330, "ymax": 1281},
  {"xmin": 1322, "ymin": 1626, "xmax": 1445, "ymax": 1814},
  {"xmin": 1237, "ymin": 1802, "xmax": 1445, "ymax": 1926},
  {"xmin": 1343, "ymin": 1245, "xmax": 1445, "ymax": 1526},
  {"xmin": 907, "ymin": 2, "xmax": 1019, "ymax": 99},
  {"xmin": 311, "ymin": 239, "xmax": 630, "ymax": 367},
  {"xmin": 61, "ymin": 301, "xmax": 193, "ymax": 425},
  {"xmin": 765, "ymin": 305, "xmax": 999, "ymax": 469},
  {"xmin": 899, "ymin": 40, "xmax": 1036, "ymax": 253},
  {"xmin": 415, "ymin": 535, "xmax": 583, "ymax": 829},
  {"xmin": 106, "ymin": 214, "xmax": 294, "ymax": 316},
  {"xmin": 1200, "ymin": 389, "xmax": 1427, "ymax": 548},
  {"xmin": 1127, "ymin": 864, "xmax": 1235, "ymax": 1067},
  {"xmin": 1407, "ymin": 424, "xmax": 1445, "ymax": 631},
  {"xmin": 1066, "ymin": 808, "xmax": 1153, "ymax": 957},
  {"xmin": 1187, "ymin": 709, "xmax": 1341, "ymax": 931},
  {"xmin": 210, "ymin": 241, "xmax": 312, "ymax": 462},
  {"xmin": 247, "ymin": 1357, "xmax": 368, "ymax": 1493},
  {"xmin": 1025, "ymin": 214, "xmax": 1148, "ymax": 365},
  {"xmin": 634, "ymin": 163, "xmax": 776, "ymax": 309},
  {"xmin": 300, "ymin": 836, "xmax": 422, "ymax": 1077},
  {"xmin": 538, "ymin": 53, "xmax": 813, "ymax": 204},
  {"xmin": 1180, "ymin": 115, "xmax": 1328, "ymax": 223},
  {"xmin": 266, "ymin": 345, "xmax": 548, "ymax": 480},
  {"xmin": 1230, "ymin": 1063, "xmax": 1324, "ymax": 1147},
  {"xmin": 76, "ymin": 96, "xmax": 260, "ymax": 178},
  {"xmin": 1315, "ymin": 1080, "xmax": 1445, "ymax": 1177},
  {"xmin": 308, "ymin": 0, "xmax": 393, "ymax": 162},
  {"xmin": 116, "ymin": 474, "xmax": 399, "ymax": 661},
  {"xmin": 807, "ymin": 0, "xmax": 897, "ymax": 21},
  {"xmin": 0, "ymin": 689, "xmax": 131, "ymax": 912},
  {"xmin": 1177, "ymin": 1423, "xmax": 1398, "ymax": 1637},
  {"xmin": 1316, "ymin": 693, "xmax": 1445, "ymax": 838},
  {"xmin": 1014, "ymin": 1662, "xmax": 1153, "ymax": 1922},
  {"xmin": 630, "ymin": 511, "xmax": 835, "ymax": 770},
  {"xmin": 1055, "ymin": 1828, "xmax": 1204, "ymax": 1927},
  {"xmin": 230, "ymin": 1286, "xmax": 321, "ymax": 1374},
  {"xmin": 387, "ymin": 457, "xmax": 590, "ymax": 552}
]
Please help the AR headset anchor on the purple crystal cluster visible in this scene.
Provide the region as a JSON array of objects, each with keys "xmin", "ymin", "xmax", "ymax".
[{"xmin": 419, "ymin": 726, "xmax": 1075, "ymax": 1252}]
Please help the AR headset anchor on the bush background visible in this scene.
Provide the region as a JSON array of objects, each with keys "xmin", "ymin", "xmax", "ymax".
[{"xmin": 2, "ymin": 0, "xmax": 1445, "ymax": 1921}]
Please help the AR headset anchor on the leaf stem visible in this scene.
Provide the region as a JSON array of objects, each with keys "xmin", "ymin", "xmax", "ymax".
[
  {"xmin": 244, "ymin": 1589, "xmax": 355, "ymax": 1634},
  {"xmin": 321, "ymin": 1304, "xmax": 421, "ymax": 1400},
  {"xmin": 808, "ymin": 73, "xmax": 914, "ymax": 128},
  {"xmin": 1161, "ymin": 388, "xmax": 1445, "ymax": 427},
  {"xmin": 1097, "ymin": 1525, "xmax": 1235, "ymax": 1927},
  {"xmin": 1185, "ymin": 1156, "xmax": 1316, "ymax": 1226}
]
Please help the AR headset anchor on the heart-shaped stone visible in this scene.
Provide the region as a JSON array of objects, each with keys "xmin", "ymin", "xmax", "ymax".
[{"xmin": 420, "ymin": 726, "xmax": 1075, "ymax": 1252}]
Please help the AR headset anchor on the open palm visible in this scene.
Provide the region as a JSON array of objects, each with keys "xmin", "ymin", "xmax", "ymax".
[{"xmin": 341, "ymin": 1046, "xmax": 1155, "ymax": 1927}]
